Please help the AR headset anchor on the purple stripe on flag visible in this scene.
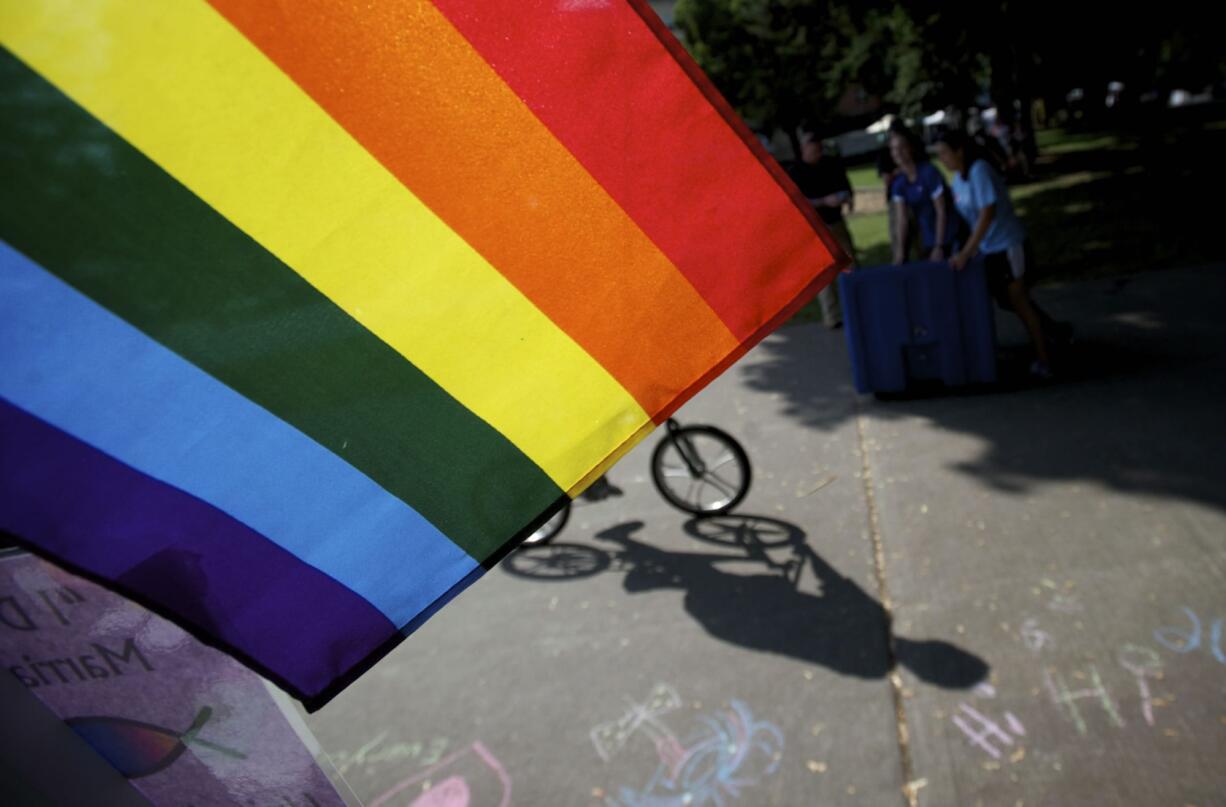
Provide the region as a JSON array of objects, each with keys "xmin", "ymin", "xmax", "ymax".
[{"xmin": 0, "ymin": 397, "xmax": 397, "ymax": 701}]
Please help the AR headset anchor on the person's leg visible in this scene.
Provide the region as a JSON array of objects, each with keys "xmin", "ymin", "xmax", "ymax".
[
  {"xmin": 830, "ymin": 219, "xmax": 858, "ymax": 266},
  {"xmin": 1030, "ymin": 298, "xmax": 1068, "ymax": 339},
  {"xmin": 1008, "ymin": 279, "xmax": 1053, "ymax": 369},
  {"xmin": 1020, "ymin": 280, "xmax": 1073, "ymax": 345},
  {"xmin": 985, "ymin": 252, "xmax": 1015, "ymax": 311},
  {"xmin": 820, "ymin": 220, "xmax": 857, "ymax": 328},
  {"xmin": 817, "ymin": 285, "xmax": 841, "ymax": 328},
  {"xmin": 1012, "ymin": 242, "xmax": 1073, "ymax": 347},
  {"xmin": 1004, "ymin": 243, "xmax": 1053, "ymax": 371}
]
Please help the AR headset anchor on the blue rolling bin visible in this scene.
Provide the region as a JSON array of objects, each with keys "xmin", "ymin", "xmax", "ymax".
[{"xmin": 838, "ymin": 260, "xmax": 996, "ymax": 394}]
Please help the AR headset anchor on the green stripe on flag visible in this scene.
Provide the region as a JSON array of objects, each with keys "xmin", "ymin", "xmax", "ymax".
[{"xmin": 0, "ymin": 48, "xmax": 562, "ymax": 562}]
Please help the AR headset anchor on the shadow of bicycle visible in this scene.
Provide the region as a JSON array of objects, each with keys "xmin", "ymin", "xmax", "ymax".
[
  {"xmin": 500, "ymin": 542, "xmax": 612, "ymax": 581},
  {"xmin": 503, "ymin": 515, "xmax": 988, "ymax": 689}
]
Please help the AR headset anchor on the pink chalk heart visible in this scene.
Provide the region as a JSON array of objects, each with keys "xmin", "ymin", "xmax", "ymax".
[{"xmin": 409, "ymin": 775, "xmax": 470, "ymax": 807}]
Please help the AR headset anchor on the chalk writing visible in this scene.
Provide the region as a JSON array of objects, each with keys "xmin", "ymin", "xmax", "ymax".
[
  {"xmin": 1117, "ymin": 645, "xmax": 1164, "ymax": 727},
  {"xmin": 593, "ymin": 686, "xmax": 783, "ymax": 807},
  {"xmin": 1153, "ymin": 607, "xmax": 1225, "ymax": 664},
  {"xmin": 952, "ymin": 683, "xmax": 1025, "ymax": 760},
  {"xmin": 331, "ymin": 733, "xmax": 450, "ymax": 777},
  {"xmin": 1041, "ymin": 665, "xmax": 1125, "ymax": 736},
  {"xmin": 369, "ymin": 742, "xmax": 510, "ymax": 807},
  {"xmin": 953, "ymin": 705, "xmax": 1023, "ymax": 760},
  {"xmin": 1020, "ymin": 618, "xmax": 1053, "ymax": 654},
  {"xmin": 1019, "ymin": 617, "xmax": 1168, "ymax": 733},
  {"xmin": 974, "ymin": 603, "xmax": 1226, "ymax": 761}
]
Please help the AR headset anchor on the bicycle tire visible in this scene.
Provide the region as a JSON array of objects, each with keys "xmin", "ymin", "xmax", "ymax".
[
  {"xmin": 519, "ymin": 499, "xmax": 571, "ymax": 546},
  {"xmin": 650, "ymin": 425, "xmax": 751, "ymax": 516}
]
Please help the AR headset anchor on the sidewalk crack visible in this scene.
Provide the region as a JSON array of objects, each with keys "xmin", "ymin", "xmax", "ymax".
[{"xmin": 855, "ymin": 406, "xmax": 918, "ymax": 807}]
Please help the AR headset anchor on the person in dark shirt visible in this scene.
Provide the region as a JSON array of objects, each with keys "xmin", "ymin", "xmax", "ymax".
[{"xmin": 789, "ymin": 134, "xmax": 855, "ymax": 328}]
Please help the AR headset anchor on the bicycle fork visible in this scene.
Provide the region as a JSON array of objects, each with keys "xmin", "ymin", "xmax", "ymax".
[{"xmin": 665, "ymin": 418, "xmax": 706, "ymax": 477}]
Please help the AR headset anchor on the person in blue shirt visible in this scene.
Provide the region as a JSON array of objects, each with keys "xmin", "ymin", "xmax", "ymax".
[
  {"xmin": 888, "ymin": 127, "xmax": 957, "ymax": 264},
  {"xmin": 935, "ymin": 129, "xmax": 1065, "ymax": 379}
]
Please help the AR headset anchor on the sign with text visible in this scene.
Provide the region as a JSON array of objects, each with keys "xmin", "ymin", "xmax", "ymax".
[{"xmin": 0, "ymin": 550, "xmax": 352, "ymax": 806}]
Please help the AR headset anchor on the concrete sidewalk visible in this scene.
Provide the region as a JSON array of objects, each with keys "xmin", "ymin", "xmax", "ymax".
[{"xmin": 305, "ymin": 266, "xmax": 1226, "ymax": 807}]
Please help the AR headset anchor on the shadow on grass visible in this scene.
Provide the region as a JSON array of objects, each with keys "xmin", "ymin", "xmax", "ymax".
[{"xmin": 1014, "ymin": 111, "xmax": 1223, "ymax": 282}]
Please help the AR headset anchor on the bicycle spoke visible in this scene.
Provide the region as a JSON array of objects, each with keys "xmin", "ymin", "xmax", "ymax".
[
  {"xmin": 703, "ymin": 471, "xmax": 740, "ymax": 498},
  {"xmin": 653, "ymin": 427, "xmax": 750, "ymax": 514},
  {"xmin": 762, "ymin": 523, "xmax": 788, "ymax": 538},
  {"xmin": 696, "ymin": 480, "xmax": 731, "ymax": 509}
]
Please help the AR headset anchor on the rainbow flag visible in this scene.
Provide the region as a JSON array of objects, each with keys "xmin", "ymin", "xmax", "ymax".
[{"xmin": 0, "ymin": 0, "xmax": 845, "ymax": 709}]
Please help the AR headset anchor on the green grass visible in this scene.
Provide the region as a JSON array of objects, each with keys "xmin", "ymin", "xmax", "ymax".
[
  {"xmin": 1037, "ymin": 134, "xmax": 1119, "ymax": 155},
  {"xmin": 1014, "ymin": 121, "xmax": 1221, "ymax": 281},
  {"xmin": 1036, "ymin": 128, "xmax": 1118, "ymax": 152},
  {"xmin": 846, "ymin": 164, "xmax": 882, "ymax": 191},
  {"xmin": 847, "ymin": 212, "xmax": 891, "ymax": 265}
]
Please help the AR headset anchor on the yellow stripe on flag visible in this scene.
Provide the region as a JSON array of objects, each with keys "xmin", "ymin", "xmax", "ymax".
[{"xmin": 1, "ymin": 0, "xmax": 650, "ymax": 489}]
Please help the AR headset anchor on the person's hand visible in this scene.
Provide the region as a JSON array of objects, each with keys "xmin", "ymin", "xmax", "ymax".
[
  {"xmin": 950, "ymin": 250, "xmax": 970, "ymax": 271},
  {"xmin": 929, "ymin": 246, "xmax": 946, "ymax": 262}
]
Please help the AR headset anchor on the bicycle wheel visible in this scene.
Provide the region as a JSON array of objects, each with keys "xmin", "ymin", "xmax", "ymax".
[
  {"xmin": 520, "ymin": 500, "xmax": 571, "ymax": 546},
  {"xmin": 650, "ymin": 425, "xmax": 751, "ymax": 516},
  {"xmin": 502, "ymin": 542, "xmax": 610, "ymax": 580}
]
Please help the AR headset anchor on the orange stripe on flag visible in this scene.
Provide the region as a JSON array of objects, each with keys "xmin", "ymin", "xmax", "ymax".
[
  {"xmin": 207, "ymin": 0, "xmax": 739, "ymax": 420},
  {"xmin": 431, "ymin": 0, "xmax": 843, "ymax": 342}
]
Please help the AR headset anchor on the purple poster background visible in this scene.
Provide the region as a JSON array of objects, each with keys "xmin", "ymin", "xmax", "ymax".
[{"xmin": 0, "ymin": 551, "xmax": 352, "ymax": 807}]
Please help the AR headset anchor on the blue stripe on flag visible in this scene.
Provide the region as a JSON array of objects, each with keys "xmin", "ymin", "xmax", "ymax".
[{"xmin": 0, "ymin": 239, "xmax": 478, "ymax": 628}]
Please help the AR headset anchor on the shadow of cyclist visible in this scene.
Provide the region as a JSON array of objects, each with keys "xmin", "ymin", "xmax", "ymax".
[{"xmin": 596, "ymin": 518, "xmax": 987, "ymax": 689}]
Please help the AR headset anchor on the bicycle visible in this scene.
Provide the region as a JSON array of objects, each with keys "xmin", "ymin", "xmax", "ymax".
[{"xmin": 521, "ymin": 418, "xmax": 751, "ymax": 546}]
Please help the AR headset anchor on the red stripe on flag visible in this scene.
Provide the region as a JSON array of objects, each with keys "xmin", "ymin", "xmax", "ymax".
[{"xmin": 431, "ymin": 0, "xmax": 848, "ymax": 341}]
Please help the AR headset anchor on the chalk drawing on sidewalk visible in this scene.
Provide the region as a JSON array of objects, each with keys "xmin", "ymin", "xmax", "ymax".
[
  {"xmin": 330, "ymin": 733, "xmax": 451, "ymax": 777},
  {"xmin": 1042, "ymin": 664, "xmax": 1126, "ymax": 736},
  {"xmin": 1020, "ymin": 618, "xmax": 1054, "ymax": 654},
  {"xmin": 1019, "ymin": 616, "xmax": 1161, "ymax": 738},
  {"xmin": 1117, "ymin": 644, "xmax": 1164, "ymax": 727},
  {"xmin": 590, "ymin": 683, "xmax": 683, "ymax": 763},
  {"xmin": 369, "ymin": 742, "xmax": 510, "ymax": 807},
  {"xmin": 952, "ymin": 682, "xmax": 1026, "ymax": 760},
  {"xmin": 1008, "ymin": 615, "xmax": 1185, "ymax": 742},
  {"xmin": 592, "ymin": 685, "xmax": 783, "ymax": 807},
  {"xmin": 1154, "ymin": 607, "xmax": 1225, "ymax": 665}
]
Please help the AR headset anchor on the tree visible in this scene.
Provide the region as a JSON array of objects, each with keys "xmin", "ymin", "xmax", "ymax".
[
  {"xmin": 675, "ymin": 0, "xmax": 1223, "ymax": 151},
  {"xmin": 875, "ymin": 3, "xmax": 987, "ymax": 117},
  {"xmin": 674, "ymin": 0, "xmax": 889, "ymax": 155}
]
